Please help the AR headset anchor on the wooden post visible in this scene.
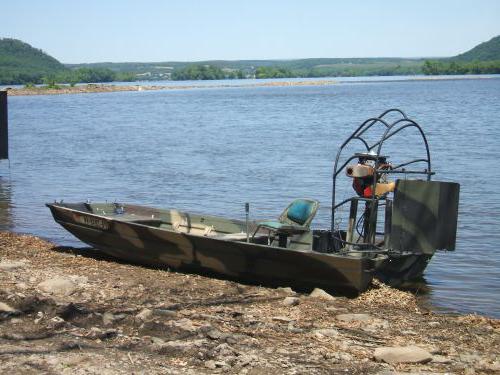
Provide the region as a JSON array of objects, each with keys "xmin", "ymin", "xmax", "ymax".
[{"xmin": 0, "ymin": 91, "xmax": 8, "ymax": 160}]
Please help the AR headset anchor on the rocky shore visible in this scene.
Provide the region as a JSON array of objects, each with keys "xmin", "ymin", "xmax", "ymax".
[
  {"xmin": 5, "ymin": 80, "xmax": 338, "ymax": 96},
  {"xmin": 0, "ymin": 231, "xmax": 498, "ymax": 374},
  {"xmin": 4, "ymin": 75, "xmax": 497, "ymax": 97}
]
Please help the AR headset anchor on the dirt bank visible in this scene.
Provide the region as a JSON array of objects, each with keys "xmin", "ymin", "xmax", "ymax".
[{"xmin": 0, "ymin": 232, "xmax": 498, "ymax": 374}]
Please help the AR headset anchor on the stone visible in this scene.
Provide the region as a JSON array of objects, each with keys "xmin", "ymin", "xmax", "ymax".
[
  {"xmin": 336, "ymin": 313, "xmax": 373, "ymax": 322},
  {"xmin": 136, "ymin": 308, "xmax": 153, "ymax": 321},
  {"xmin": 0, "ymin": 302, "xmax": 16, "ymax": 312},
  {"xmin": 373, "ymin": 346, "xmax": 433, "ymax": 364},
  {"xmin": 69, "ymin": 275, "xmax": 88, "ymax": 284},
  {"xmin": 150, "ymin": 336, "xmax": 165, "ymax": 345},
  {"xmin": 207, "ymin": 329, "xmax": 223, "ymax": 340},
  {"xmin": 338, "ymin": 352, "xmax": 353, "ymax": 361},
  {"xmin": 168, "ymin": 318, "xmax": 197, "ymax": 333},
  {"xmin": 460, "ymin": 353, "xmax": 482, "ymax": 363},
  {"xmin": 276, "ymin": 287, "xmax": 295, "ymax": 295},
  {"xmin": 237, "ymin": 354, "xmax": 257, "ymax": 367},
  {"xmin": 314, "ymin": 328, "xmax": 339, "ymax": 338},
  {"xmin": 432, "ymin": 355, "xmax": 452, "ymax": 364},
  {"xmin": 38, "ymin": 277, "xmax": 77, "ymax": 296},
  {"xmin": 283, "ymin": 297, "xmax": 300, "ymax": 306},
  {"xmin": 153, "ymin": 308, "xmax": 177, "ymax": 317},
  {"xmin": 287, "ymin": 322, "xmax": 304, "ymax": 333},
  {"xmin": 362, "ymin": 318, "xmax": 390, "ymax": 332},
  {"xmin": 0, "ymin": 261, "xmax": 26, "ymax": 270},
  {"xmin": 272, "ymin": 316, "xmax": 293, "ymax": 323},
  {"xmin": 205, "ymin": 360, "xmax": 216, "ymax": 369},
  {"xmin": 102, "ymin": 312, "xmax": 126, "ymax": 325},
  {"xmin": 154, "ymin": 339, "xmax": 201, "ymax": 353},
  {"xmin": 214, "ymin": 343, "xmax": 237, "ymax": 357},
  {"xmin": 325, "ymin": 306, "xmax": 347, "ymax": 312},
  {"xmin": 309, "ymin": 288, "xmax": 335, "ymax": 301}
]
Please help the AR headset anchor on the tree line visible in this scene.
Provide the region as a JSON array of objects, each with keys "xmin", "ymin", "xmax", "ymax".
[
  {"xmin": 422, "ymin": 60, "xmax": 500, "ymax": 75},
  {"xmin": 0, "ymin": 68, "xmax": 136, "ymax": 86},
  {"xmin": 171, "ymin": 64, "xmax": 244, "ymax": 80}
]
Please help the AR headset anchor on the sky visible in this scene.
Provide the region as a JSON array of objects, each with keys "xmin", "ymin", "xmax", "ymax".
[{"xmin": 2, "ymin": 0, "xmax": 500, "ymax": 63}]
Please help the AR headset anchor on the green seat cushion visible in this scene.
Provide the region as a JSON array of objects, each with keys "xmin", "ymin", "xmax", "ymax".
[{"xmin": 287, "ymin": 199, "xmax": 315, "ymax": 225}]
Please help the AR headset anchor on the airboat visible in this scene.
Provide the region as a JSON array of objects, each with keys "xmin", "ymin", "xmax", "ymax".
[{"xmin": 47, "ymin": 109, "xmax": 459, "ymax": 293}]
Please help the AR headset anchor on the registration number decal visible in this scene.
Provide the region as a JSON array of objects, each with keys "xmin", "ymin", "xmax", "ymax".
[{"xmin": 73, "ymin": 214, "xmax": 110, "ymax": 230}]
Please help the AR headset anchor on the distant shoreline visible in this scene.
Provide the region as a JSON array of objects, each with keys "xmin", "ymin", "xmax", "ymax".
[{"xmin": 4, "ymin": 75, "xmax": 499, "ymax": 96}]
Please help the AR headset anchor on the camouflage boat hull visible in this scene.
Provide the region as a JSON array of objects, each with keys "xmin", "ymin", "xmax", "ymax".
[{"xmin": 47, "ymin": 202, "xmax": 377, "ymax": 293}]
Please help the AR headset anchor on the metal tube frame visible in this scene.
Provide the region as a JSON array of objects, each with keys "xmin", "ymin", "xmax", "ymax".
[{"xmin": 330, "ymin": 109, "xmax": 432, "ymax": 251}]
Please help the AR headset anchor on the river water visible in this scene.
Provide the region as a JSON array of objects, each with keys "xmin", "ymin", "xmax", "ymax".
[{"xmin": 1, "ymin": 76, "xmax": 499, "ymax": 318}]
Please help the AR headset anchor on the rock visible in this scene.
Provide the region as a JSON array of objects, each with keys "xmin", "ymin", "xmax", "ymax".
[
  {"xmin": 460, "ymin": 353, "xmax": 482, "ymax": 363},
  {"xmin": 153, "ymin": 308, "xmax": 177, "ymax": 317},
  {"xmin": 102, "ymin": 312, "xmax": 115, "ymax": 325},
  {"xmin": 37, "ymin": 277, "xmax": 77, "ymax": 296},
  {"xmin": 336, "ymin": 313, "xmax": 372, "ymax": 322},
  {"xmin": 154, "ymin": 339, "xmax": 201, "ymax": 353},
  {"xmin": 214, "ymin": 343, "xmax": 237, "ymax": 357},
  {"xmin": 314, "ymin": 328, "xmax": 339, "ymax": 338},
  {"xmin": 205, "ymin": 360, "xmax": 216, "ymax": 369},
  {"xmin": 287, "ymin": 322, "xmax": 304, "ymax": 333},
  {"xmin": 136, "ymin": 308, "xmax": 153, "ymax": 321},
  {"xmin": 237, "ymin": 354, "xmax": 258, "ymax": 367},
  {"xmin": 102, "ymin": 312, "xmax": 126, "ymax": 325},
  {"xmin": 0, "ymin": 302, "xmax": 16, "ymax": 312},
  {"xmin": 168, "ymin": 318, "xmax": 197, "ymax": 333},
  {"xmin": 214, "ymin": 360, "xmax": 229, "ymax": 369},
  {"xmin": 283, "ymin": 297, "xmax": 300, "ymax": 306},
  {"xmin": 325, "ymin": 306, "xmax": 347, "ymax": 312},
  {"xmin": 481, "ymin": 361, "xmax": 500, "ymax": 372},
  {"xmin": 428, "ymin": 321, "xmax": 440, "ymax": 327},
  {"xmin": 432, "ymin": 355, "xmax": 452, "ymax": 364},
  {"xmin": 338, "ymin": 352, "xmax": 353, "ymax": 361},
  {"xmin": 373, "ymin": 346, "xmax": 433, "ymax": 364},
  {"xmin": 150, "ymin": 336, "xmax": 165, "ymax": 345},
  {"xmin": 309, "ymin": 288, "xmax": 335, "ymax": 301},
  {"xmin": 276, "ymin": 287, "xmax": 295, "ymax": 295},
  {"xmin": 69, "ymin": 275, "xmax": 88, "ymax": 284},
  {"xmin": 0, "ymin": 261, "xmax": 26, "ymax": 270},
  {"xmin": 362, "ymin": 318, "xmax": 389, "ymax": 332},
  {"xmin": 207, "ymin": 329, "xmax": 223, "ymax": 340},
  {"xmin": 272, "ymin": 316, "xmax": 293, "ymax": 323}
]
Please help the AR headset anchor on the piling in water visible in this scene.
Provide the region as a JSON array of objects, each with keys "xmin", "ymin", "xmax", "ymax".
[{"xmin": 0, "ymin": 91, "xmax": 8, "ymax": 160}]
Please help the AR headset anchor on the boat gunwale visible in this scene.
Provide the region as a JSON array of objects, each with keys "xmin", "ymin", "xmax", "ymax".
[{"xmin": 47, "ymin": 203, "xmax": 376, "ymax": 260}]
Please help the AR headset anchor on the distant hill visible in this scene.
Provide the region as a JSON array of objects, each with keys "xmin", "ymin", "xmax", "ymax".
[
  {"xmin": 2, "ymin": 35, "xmax": 499, "ymax": 85},
  {"xmin": 0, "ymin": 38, "xmax": 67, "ymax": 84},
  {"xmin": 453, "ymin": 35, "xmax": 500, "ymax": 61},
  {"xmin": 422, "ymin": 35, "xmax": 500, "ymax": 75}
]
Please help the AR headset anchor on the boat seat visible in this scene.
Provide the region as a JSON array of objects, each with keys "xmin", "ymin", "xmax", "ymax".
[
  {"xmin": 172, "ymin": 221, "xmax": 214, "ymax": 236},
  {"xmin": 252, "ymin": 198, "xmax": 319, "ymax": 243},
  {"xmin": 214, "ymin": 232, "xmax": 269, "ymax": 242}
]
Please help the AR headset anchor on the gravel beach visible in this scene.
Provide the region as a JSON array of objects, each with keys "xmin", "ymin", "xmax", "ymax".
[{"xmin": 0, "ymin": 232, "xmax": 498, "ymax": 374}]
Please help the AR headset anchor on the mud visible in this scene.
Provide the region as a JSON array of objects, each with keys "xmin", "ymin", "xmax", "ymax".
[{"xmin": 0, "ymin": 232, "xmax": 499, "ymax": 374}]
